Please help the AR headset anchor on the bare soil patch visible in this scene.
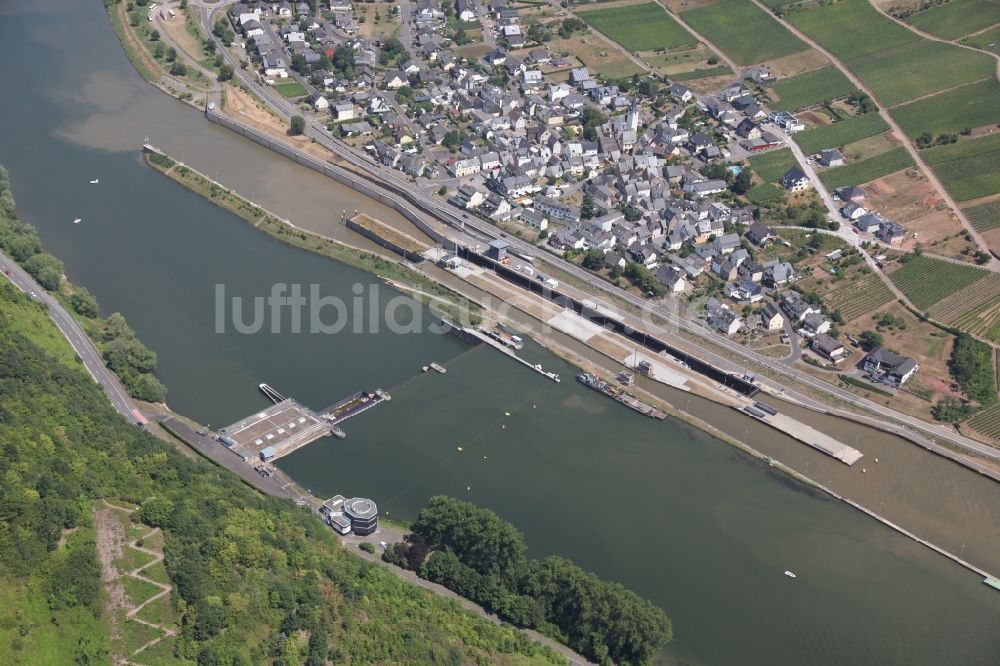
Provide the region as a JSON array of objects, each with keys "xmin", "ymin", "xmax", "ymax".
[
  {"xmin": 223, "ymin": 85, "xmax": 335, "ymax": 162},
  {"xmin": 863, "ymin": 169, "xmax": 978, "ymax": 258},
  {"xmin": 760, "ymin": 49, "xmax": 829, "ymax": 78}
]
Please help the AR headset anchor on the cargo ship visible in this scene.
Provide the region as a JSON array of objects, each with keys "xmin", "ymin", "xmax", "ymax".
[{"xmin": 576, "ymin": 373, "xmax": 667, "ymax": 420}]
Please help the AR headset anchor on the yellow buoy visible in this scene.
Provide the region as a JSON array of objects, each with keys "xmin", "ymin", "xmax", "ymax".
[{"xmin": 457, "ymin": 446, "xmax": 463, "ymax": 452}]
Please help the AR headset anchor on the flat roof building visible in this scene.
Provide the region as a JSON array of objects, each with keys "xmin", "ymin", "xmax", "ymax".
[{"xmin": 343, "ymin": 497, "xmax": 378, "ymax": 536}]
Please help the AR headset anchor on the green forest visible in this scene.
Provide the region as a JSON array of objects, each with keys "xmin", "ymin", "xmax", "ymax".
[
  {"xmin": 0, "ymin": 169, "xmax": 566, "ymax": 664},
  {"xmin": 0, "ymin": 166, "xmax": 166, "ymax": 402},
  {"xmin": 385, "ymin": 496, "xmax": 673, "ymax": 665}
]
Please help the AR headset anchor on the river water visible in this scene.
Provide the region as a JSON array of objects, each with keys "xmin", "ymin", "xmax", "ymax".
[{"xmin": 1, "ymin": 2, "xmax": 999, "ymax": 664}]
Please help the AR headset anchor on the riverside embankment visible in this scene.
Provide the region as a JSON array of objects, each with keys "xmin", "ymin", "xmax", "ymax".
[{"xmin": 4, "ymin": 2, "xmax": 1000, "ymax": 662}]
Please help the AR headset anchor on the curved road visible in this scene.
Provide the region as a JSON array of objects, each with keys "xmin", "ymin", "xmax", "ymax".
[
  {"xmin": 0, "ymin": 250, "xmax": 142, "ymax": 425},
  {"xmin": 749, "ymin": 0, "xmax": 999, "ymax": 270},
  {"xmin": 189, "ymin": 1, "xmax": 1000, "ymax": 467}
]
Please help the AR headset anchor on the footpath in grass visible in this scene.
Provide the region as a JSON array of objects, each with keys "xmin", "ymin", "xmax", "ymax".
[
  {"xmin": 793, "ymin": 113, "xmax": 889, "ymax": 155},
  {"xmin": 747, "ymin": 147, "xmax": 798, "ymax": 182},
  {"xmin": 680, "ymin": 0, "xmax": 809, "ymax": 65},
  {"xmin": 889, "ymin": 255, "xmax": 989, "ymax": 309},
  {"xmin": 769, "ymin": 66, "xmax": 857, "ymax": 110},
  {"xmin": 845, "ymin": 40, "xmax": 995, "ymax": 107},
  {"xmin": 905, "ymin": 0, "xmax": 1000, "ymax": 40},
  {"xmin": 922, "ymin": 133, "xmax": 1000, "ymax": 202},
  {"xmin": 892, "ymin": 80, "xmax": 1000, "ymax": 138},
  {"xmin": 577, "ymin": 2, "xmax": 696, "ymax": 52},
  {"xmin": 818, "ymin": 147, "xmax": 913, "ymax": 189}
]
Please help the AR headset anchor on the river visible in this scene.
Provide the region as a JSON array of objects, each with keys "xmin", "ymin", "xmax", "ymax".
[{"xmin": 1, "ymin": 2, "xmax": 999, "ymax": 664}]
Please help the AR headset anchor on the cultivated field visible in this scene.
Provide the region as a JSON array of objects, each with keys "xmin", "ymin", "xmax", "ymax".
[
  {"xmin": 964, "ymin": 200, "xmax": 1000, "ymax": 232},
  {"xmin": 922, "ymin": 133, "xmax": 1000, "ymax": 202},
  {"xmin": 748, "ymin": 147, "xmax": 797, "ymax": 181},
  {"xmin": 889, "ymin": 255, "xmax": 990, "ymax": 309},
  {"xmin": 905, "ymin": 0, "xmax": 1000, "ymax": 40},
  {"xmin": 963, "ymin": 26, "xmax": 1000, "ymax": 52},
  {"xmin": 788, "ymin": 0, "xmax": 919, "ymax": 60},
  {"xmin": 679, "ymin": 0, "xmax": 809, "ymax": 65},
  {"xmin": 892, "ymin": 80, "xmax": 1000, "ymax": 138},
  {"xmin": 768, "ymin": 66, "xmax": 857, "ymax": 111},
  {"xmin": 819, "ymin": 147, "xmax": 914, "ymax": 189},
  {"xmin": 577, "ymin": 2, "xmax": 696, "ymax": 52},
  {"xmin": 670, "ymin": 65, "xmax": 733, "ymax": 81},
  {"xmin": 968, "ymin": 402, "xmax": 1000, "ymax": 440},
  {"xmin": 794, "ymin": 113, "xmax": 890, "ymax": 154},
  {"xmin": 546, "ymin": 37, "xmax": 645, "ymax": 80},
  {"xmin": 822, "ymin": 272, "xmax": 895, "ymax": 321},
  {"xmin": 846, "ymin": 41, "xmax": 996, "ymax": 107},
  {"xmin": 928, "ymin": 274, "xmax": 1000, "ymax": 342}
]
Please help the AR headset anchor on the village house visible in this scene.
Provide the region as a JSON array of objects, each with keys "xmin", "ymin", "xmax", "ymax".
[
  {"xmin": 861, "ymin": 347, "xmax": 919, "ymax": 387},
  {"xmin": 811, "ymin": 333, "xmax": 846, "ymax": 363}
]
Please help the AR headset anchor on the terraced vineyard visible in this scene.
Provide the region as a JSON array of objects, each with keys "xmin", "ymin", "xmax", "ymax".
[
  {"xmin": 967, "ymin": 402, "xmax": 1000, "ymax": 441},
  {"xmin": 964, "ymin": 201, "xmax": 1000, "ymax": 233},
  {"xmin": 929, "ymin": 275, "xmax": 1000, "ymax": 342},
  {"xmin": 823, "ymin": 273, "xmax": 894, "ymax": 321},
  {"xmin": 889, "ymin": 255, "xmax": 989, "ymax": 309}
]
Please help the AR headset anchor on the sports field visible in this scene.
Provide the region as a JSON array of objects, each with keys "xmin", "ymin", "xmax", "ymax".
[
  {"xmin": 846, "ymin": 40, "xmax": 996, "ymax": 107},
  {"xmin": 889, "ymin": 255, "xmax": 989, "ymax": 309},
  {"xmin": 748, "ymin": 147, "xmax": 798, "ymax": 182},
  {"xmin": 769, "ymin": 66, "xmax": 857, "ymax": 110},
  {"xmin": 922, "ymin": 134, "xmax": 1000, "ymax": 202},
  {"xmin": 905, "ymin": 0, "xmax": 1000, "ymax": 40},
  {"xmin": 818, "ymin": 147, "xmax": 914, "ymax": 189},
  {"xmin": 679, "ymin": 0, "xmax": 809, "ymax": 65},
  {"xmin": 892, "ymin": 80, "xmax": 1000, "ymax": 138},
  {"xmin": 577, "ymin": 2, "xmax": 697, "ymax": 52},
  {"xmin": 793, "ymin": 113, "xmax": 889, "ymax": 155},
  {"xmin": 788, "ymin": 0, "xmax": 918, "ymax": 60}
]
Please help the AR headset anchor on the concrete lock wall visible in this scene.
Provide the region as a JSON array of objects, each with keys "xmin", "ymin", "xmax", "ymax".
[
  {"xmin": 205, "ymin": 111, "xmax": 757, "ymax": 397},
  {"xmin": 344, "ymin": 219, "xmax": 425, "ymax": 263},
  {"xmin": 206, "ymin": 110, "xmax": 449, "ymax": 247}
]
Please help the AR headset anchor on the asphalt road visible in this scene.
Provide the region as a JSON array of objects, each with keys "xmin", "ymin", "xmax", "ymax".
[
  {"xmin": 191, "ymin": 1, "xmax": 1000, "ymax": 467},
  {"xmin": 0, "ymin": 250, "xmax": 141, "ymax": 425}
]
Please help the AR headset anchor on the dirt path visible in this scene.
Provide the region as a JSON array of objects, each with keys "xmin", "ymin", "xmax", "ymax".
[
  {"xmin": 865, "ymin": 0, "xmax": 1000, "ymax": 82},
  {"xmin": 750, "ymin": 0, "xmax": 999, "ymax": 271},
  {"xmin": 654, "ymin": 0, "xmax": 741, "ymax": 74},
  {"xmin": 95, "ymin": 501, "xmax": 176, "ymax": 665}
]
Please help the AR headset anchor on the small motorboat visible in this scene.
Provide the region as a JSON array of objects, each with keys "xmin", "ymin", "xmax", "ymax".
[
  {"xmin": 73, "ymin": 218, "xmax": 82, "ymax": 224},
  {"xmin": 784, "ymin": 570, "xmax": 797, "ymax": 579},
  {"xmin": 89, "ymin": 178, "xmax": 99, "ymax": 184}
]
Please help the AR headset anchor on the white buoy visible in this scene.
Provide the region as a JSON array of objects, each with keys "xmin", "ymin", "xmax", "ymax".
[
  {"xmin": 874, "ymin": 458, "xmax": 879, "ymax": 463},
  {"xmin": 504, "ymin": 411, "xmax": 511, "ymax": 416},
  {"xmin": 862, "ymin": 468, "xmax": 867, "ymax": 473},
  {"xmin": 457, "ymin": 446, "xmax": 463, "ymax": 452}
]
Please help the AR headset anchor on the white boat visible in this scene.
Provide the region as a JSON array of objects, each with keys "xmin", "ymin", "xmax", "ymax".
[
  {"xmin": 73, "ymin": 218, "xmax": 82, "ymax": 224},
  {"xmin": 784, "ymin": 570, "xmax": 797, "ymax": 578},
  {"xmin": 89, "ymin": 178, "xmax": 99, "ymax": 184}
]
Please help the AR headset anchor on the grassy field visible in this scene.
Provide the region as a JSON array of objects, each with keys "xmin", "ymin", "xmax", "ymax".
[
  {"xmin": 788, "ymin": 0, "xmax": 919, "ymax": 60},
  {"xmin": 963, "ymin": 26, "xmax": 1000, "ymax": 52},
  {"xmin": 845, "ymin": 40, "xmax": 996, "ymax": 107},
  {"xmin": 822, "ymin": 272, "xmax": 895, "ymax": 321},
  {"xmin": 670, "ymin": 65, "xmax": 733, "ymax": 81},
  {"xmin": 892, "ymin": 80, "xmax": 1000, "ymax": 138},
  {"xmin": 748, "ymin": 147, "xmax": 798, "ymax": 181},
  {"xmin": 889, "ymin": 255, "xmax": 989, "ymax": 309},
  {"xmin": 746, "ymin": 183, "xmax": 785, "ymax": 204},
  {"xmin": 819, "ymin": 147, "xmax": 914, "ymax": 189},
  {"xmin": 968, "ymin": 402, "xmax": 1000, "ymax": 440},
  {"xmin": 545, "ymin": 36, "xmax": 645, "ymax": 80},
  {"xmin": 905, "ymin": 0, "xmax": 1000, "ymax": 40},
  {"xmin": 273, "ymin": 81, "xmax": 308, "ymax": 98},
  {"xmin": 964, "ymin": 200, "xmax": 1000, "ymax": 232},
  {"xmin": 922, "ymin": 133, "xmax": 1000, "ymax": 202},
  {"xmin": 793, "ymin": 113, "xmax": 890, "ymax": 154},
  {"xmin": 769, "ymin": 66, "xmax": 857, "ymax": 110},
  {"xmin": 679, "ymin": 0, "xmax": 809, "ymax": 65},
  {"xmin": 577, "ymin": 2, "xmax": 696, "ymax": 52}
]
